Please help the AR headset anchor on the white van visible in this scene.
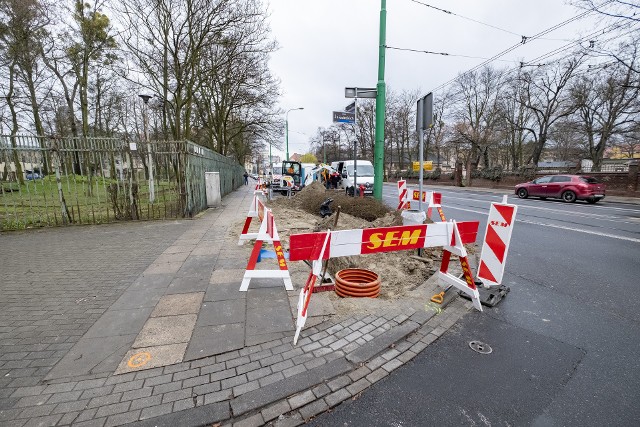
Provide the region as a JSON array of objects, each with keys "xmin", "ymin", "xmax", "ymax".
[{"xmin": 331, "ymin": 160, "xmax": 375, "ymax": 195}]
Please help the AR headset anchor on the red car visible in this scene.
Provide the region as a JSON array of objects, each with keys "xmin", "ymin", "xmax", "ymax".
[{"xmin": 515, "ymin": 174, "xmax": 605, "ymax": 203}]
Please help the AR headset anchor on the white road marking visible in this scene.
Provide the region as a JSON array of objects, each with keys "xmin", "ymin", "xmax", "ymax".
[
  {"xmin": 444, "ymin": 205, "xmax": 640, "ymax": 243},
  {"xmin": 442, "ymin": 195, "xmax": 640, "ymax": 225}
]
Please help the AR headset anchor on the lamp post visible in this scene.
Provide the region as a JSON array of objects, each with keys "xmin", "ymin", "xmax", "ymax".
[
  {"xmin": 285, "ymin": 107, "xmax": 304, "ymax": 161},
  {"xmin": 139, "ymin": 94, "xmax": 154, "ymax": 203}
]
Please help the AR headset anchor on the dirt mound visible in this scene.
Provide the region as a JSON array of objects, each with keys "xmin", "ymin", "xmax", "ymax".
[{"xmin": 275, "ymin": 181, "xmax": 400, "ymax": 223}]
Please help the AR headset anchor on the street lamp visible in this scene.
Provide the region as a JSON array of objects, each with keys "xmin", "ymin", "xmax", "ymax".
[
  {"xmin": 139, "ymin": 94, "xmax": 154, "ymax": 203},
  {"xmin": 285, "ymin": 107, "xmax": 304, "ymax": 161}
]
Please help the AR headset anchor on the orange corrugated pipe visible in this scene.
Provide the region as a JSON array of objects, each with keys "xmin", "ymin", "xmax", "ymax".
[{"xmin": 335, "ymin": 268, "xmax": 380, "ymax": 298}]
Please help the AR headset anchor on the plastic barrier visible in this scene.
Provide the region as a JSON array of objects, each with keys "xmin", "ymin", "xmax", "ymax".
[
  {"xmin": 289, "ymin": 220, "xmax": 480, "ymax": 343},
  {"xmin": 238, "ymin": 191, "xmax": 267, "ymax": 245},
  {"xmin": 239, "ymin": 205, "xmax": 293, "ymax": 292},
  {"xmin": 477, "ymin": 196, "xmax": 518, "ymax": 287},
  {"xmin": 397, "ymin": 180, "xmax": 446, "ymax": 221}
]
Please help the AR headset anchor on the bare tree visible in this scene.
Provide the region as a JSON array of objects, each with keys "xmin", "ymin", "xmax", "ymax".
[
  {"xmin": 451, "ymin": 66, "xmax": 504, "ymax": 184},
  {"xmin": 571, "ymin": 50, "xmax": 640, "ymax": 169},
  {"xmin": 520, "ymin": 57, "xmax": 583, "ymax": 165},
  {"xmin": 499, "ymin": 71, "xmax": 533, "ymax": 169}
]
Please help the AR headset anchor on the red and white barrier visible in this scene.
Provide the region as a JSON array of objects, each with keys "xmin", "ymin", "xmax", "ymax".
[
  {"xmin": 438, "ymin": 220, "xmax": 482, "ymax": 311},
  {"xmin": 396, "ymin": 180, "xmax": 446, "ymax": 221},
  {"xmin": 238, "ymin": 191, "xmax": 266, "ymax": 245},
  {"xmin": 294, "ymin": 230, "xmax": 331, "ymax": 344},
  {"xmin": 477, "ymin": 196, "xmax": 518, "ymax": 287},
  {"xmin": 289, "ymin": 220, "xmax": 480, "ymax": 343},
  {"xmin": 239, "ymin": 206, "xmax": 293, "ymax": 292}
]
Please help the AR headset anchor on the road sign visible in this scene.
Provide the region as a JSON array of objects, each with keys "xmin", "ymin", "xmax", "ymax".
[
  {"xmin": 345, "ymin": 101, "xmax": 355, "ymax": 113},
  {"xmin": 412, "ymin": 161, "xmax": 433, "ymax": 171},
  {"xmin": 333, "ymin": 111, "xmax": 355, "ymax": 123},
  {"xmin": 345, "ymin": 87, "xmax": 377, "ymax": 99},
  {"xmin": 424, "ymin": 92, "xmax": 433, "ymax": 128}
]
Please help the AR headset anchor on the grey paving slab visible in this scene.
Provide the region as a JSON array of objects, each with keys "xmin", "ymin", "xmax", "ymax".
[
  {"xmin": 184, "ymin": 324, "xmax": 245, "ymax": 361},
  {"xmin": 288, "ymin": 294, "xmax": 335, "ymax": 317},
  {"xmin": 246, "ymin": 305, "xmax": 294, "ymax": 336},
  {"xmin": 231, "ymin": 357, "xmax": 353, "ymax": 417},
  {"xmin": 178, "ymin": 255, "xmax": 216, "ymax": 277},
  {"xmin": 162, "ymin": 244, "xmax": 198, "ymax": 255},
  {"xmin": 247, "ymin": 287, "xmax": 290, "ymax": 309},
  {"xmin": 165, "ymin": 275, "xmax": 210, "ymax": 294},
  {"xmin": 84, "ymin": 308, "xmax": 154, "ymax": 339},
  {"xmin": 115, "ymin": 343, "xmax": 188, "ymax": 375},
  {"xmin": 111, "ymin": 288, "xmax": 166, "ymax": 310},
  {"xmin": 133, "ymin": 315, "xmax": 197, "ymax": 348},
  {"xmin": 44, "ymin": 335, "xmax": 137, "ymax": 380},
  {"xmin": 210, "ymin": 269, "xmax": 245, "ymax": 284},
  {"xmin": 151, "ymin": 293, "xmax": 204, "ymax": 317},
  {"xmin": 204, "ymin": 282, "xmax": 246, "ymax": 302},
  {"xmin": 245, "ymin": 332, "xmax": 289, "ymax": 347},
  {"xmin": 346, "ymin": 321, "xmax": 420, "ymax": 364},
  {"xmin": 126, "ymin": 401, "xmax": 229, "ymax": 427},
  {"xmin": 128, "ymin": 274, "xmax": 174, "ymax": 291},
  {"xmin": 196, "ymin": 300, "xmax": 246, "ymax": 327},
  {"xmin": 144, "ymin": 262, "xmax": 183, "ymax": 275},
  {"xmin": 215, "ymin": 258, "xmax": 250, "ymax": 269}
]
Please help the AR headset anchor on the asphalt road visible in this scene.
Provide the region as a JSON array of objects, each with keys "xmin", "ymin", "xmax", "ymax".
[{"xmin": 311, "ymin": 185, "xmax": 640, "ymax": 426}]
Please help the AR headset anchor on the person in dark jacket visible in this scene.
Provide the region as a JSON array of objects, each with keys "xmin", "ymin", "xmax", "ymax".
[{"xmin": 243, "ymin": 172, "xmax": 249, "ymax": 185}]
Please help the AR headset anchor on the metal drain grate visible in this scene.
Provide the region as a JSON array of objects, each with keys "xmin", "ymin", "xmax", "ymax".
[{"xmin": 469, "ymin": 340, "xmax": 492, "ymax": 354}]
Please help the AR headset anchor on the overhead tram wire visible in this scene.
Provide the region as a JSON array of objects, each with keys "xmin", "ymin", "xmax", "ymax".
[
  {"xmin": 407, "ymin": 0, "xmax": 521, "ymax": 37},
  {"xmin": 426, "ymin": 1, "xmax": 616, "ymax": 94},
  {"xmin": 434, "ymin": 20, "xmax": 632, "ymax": 107},
  {"xmin": 384, "ymin": 46, "xmax": 516, "ymax": 63}
]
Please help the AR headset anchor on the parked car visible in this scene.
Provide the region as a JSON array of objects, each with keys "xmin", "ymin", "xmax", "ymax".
[{"xmin": 515, "ymin": 174, "xmax": 605, "ymax": 203}]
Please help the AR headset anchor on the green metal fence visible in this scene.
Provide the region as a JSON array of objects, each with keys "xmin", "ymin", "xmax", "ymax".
[{"xmin": 0, "ymin": 135, "xmax": 244, "ymax": 231}]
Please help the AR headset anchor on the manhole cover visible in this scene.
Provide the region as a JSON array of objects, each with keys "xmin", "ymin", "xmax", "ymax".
[{"xmin": 469, "ymin": 340, "xmax": 492, "ymax": 354}]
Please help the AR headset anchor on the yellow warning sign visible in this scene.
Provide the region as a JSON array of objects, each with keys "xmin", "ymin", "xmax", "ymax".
[
  {"xmin": 412, "ymin": 161, "xmax": 433, "ymax": 171},
  {"xmin": 127, "ymin": 351, "xmax": 151, "ymax": 368}
]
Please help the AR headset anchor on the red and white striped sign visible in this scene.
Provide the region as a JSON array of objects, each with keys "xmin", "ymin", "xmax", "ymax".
[
  {"xmin": 477, "ymin": 196, "xmax": 517, "ymax": 287},
  {"xmin": 397, "ymin": 180, "xmax": 410, "ymax": 210}
]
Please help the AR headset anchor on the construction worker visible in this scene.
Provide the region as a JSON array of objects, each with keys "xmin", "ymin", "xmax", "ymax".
[{"xmin": 321, "ymin": 168, "xmax": 330, "ymax": 189}]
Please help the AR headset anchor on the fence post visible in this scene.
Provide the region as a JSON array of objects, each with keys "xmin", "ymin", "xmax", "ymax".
[{"xmin": 628, "ymin": 160, "xmax": 639, "ymax": 193}]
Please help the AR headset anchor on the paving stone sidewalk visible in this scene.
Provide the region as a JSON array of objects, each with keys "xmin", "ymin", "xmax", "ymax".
[{"xmin": 0, "ymin": 183, "xmax": 472, "ymax": 427}]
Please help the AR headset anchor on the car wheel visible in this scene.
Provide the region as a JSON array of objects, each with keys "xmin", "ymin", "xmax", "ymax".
[
  {"xmin": 517, "ymin": 188, "xmax": 528, "ymax": 199},
  {"xmin": 587, "ymin": 198, "xmax": 600, "ymax": 204},
  {"xmin": 540, "ymin": 197, "xmax": 547, "ymax": 200},
  {"xmin": 562, "ymin": 190, "xmax": 576, "ymax": 203}
]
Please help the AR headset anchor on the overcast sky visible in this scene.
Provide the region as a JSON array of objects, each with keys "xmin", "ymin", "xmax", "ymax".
[{"xmin": 265, "ymin": 0, "xmax": 608, "ymax": 159}]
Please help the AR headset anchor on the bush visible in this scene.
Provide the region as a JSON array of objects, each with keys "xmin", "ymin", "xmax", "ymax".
[
  {"xmin": 481, "ymin": 165, "xmax": 503, "ymax": 182},
  {"xmin": 431, "ymin": 167, "xmax": 441, "ymax": 180}
]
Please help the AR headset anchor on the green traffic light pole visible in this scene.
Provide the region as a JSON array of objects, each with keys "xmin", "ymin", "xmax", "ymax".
[{"xmin": 373, "ymin": 0, "xmax": 387, "ymax": 200}]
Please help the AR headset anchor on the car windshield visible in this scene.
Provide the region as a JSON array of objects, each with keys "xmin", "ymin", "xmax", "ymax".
[
  {"xmin": 579, "ymin": 176, "xmax": 600, "ymax": 184},
  {"xmin": 346, "ymin": 164, "xmax": 374, "ymax": 176}
]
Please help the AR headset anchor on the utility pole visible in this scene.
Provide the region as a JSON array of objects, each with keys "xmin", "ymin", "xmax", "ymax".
[{"xmin": 373, "ymin": 0, "xmax": 387, "ymax": 200}]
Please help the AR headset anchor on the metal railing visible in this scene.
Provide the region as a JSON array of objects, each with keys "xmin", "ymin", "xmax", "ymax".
[{"xmin": 0, "ymin": 135, "xmax": 244, "ymax": 231}]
